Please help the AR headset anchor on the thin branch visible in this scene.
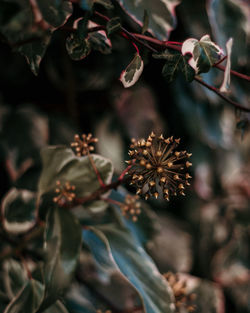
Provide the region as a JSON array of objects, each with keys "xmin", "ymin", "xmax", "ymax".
[
  {"xmin": 215, "ymin": 64, "xmax": 250, "ymax": 82},
  {"xmin": 88, "ymin": 152, "xmax": 105, "ymax": 188},
  {"xmin": 194, "ymin": 76, "xmax": 250, "ymax": 113}
]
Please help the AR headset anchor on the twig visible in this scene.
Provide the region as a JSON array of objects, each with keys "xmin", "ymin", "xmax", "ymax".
[
  {"xmin": 215, "ymin": 64, "xmax": 250, "ymax": 82},
  {"xmin": 194, "ymin": 76, "xmax": 250, "ymax": 113},
  {"xmin": 88, "ymin": 152, "xmax": 105, "ymax": 188}
]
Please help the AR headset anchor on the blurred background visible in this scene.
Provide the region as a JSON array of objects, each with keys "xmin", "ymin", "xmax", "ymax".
[{"xmin": 0, "ymin": 0, "xmax": 250, "ymax": 312}]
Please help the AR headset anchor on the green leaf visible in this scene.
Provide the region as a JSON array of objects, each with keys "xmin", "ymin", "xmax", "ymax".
[
  {"xmin": 120, "ymin": 53, "xmax": 144, "ymax": 88},
  {"xmin": 66, "ymin": 33, "xmax": 91, "ymax": 61},
  {"xmin": 3, "ymin": 259, "xmax": 27, "ymax": 299},
  {"xmin": 4, "ymin": 279, "xmax": 44, "ymax": 313},
  {"xmin": 153, "ymin": 50, "xmax": 195, "ymax": 83},
  {"xmin": 38, "ymin": 146, "xmax": 113, "ymax": 199},
  {"xmin": 115, "ymin": 0, "xmax": 180, "ymax": 40},
  {"xmin": 2, "ymin": 188, "xmax": 36, "ymax": 234},
  {"xmin": 83, "ymin": 225, "xmax": 175, "ymax": 313},
  {"xmin": 38, "ymin": 206, "xmax": 82, "ymax": 311},
  {"xmin": 182, "ymin": 35, "xmax": 224, "ymax": 74},
  {"xmin": 106, "ymin": 17, "xmax": 121, "ymax": 37}
]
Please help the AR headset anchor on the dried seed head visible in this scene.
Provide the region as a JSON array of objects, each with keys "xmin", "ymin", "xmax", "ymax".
[
  {"xmin": 53, "ymin": 181, "xmax": 76, "ymax": 206},
  {"xmin": 71, "ymin": 133, "xmax": 98, "ymax": 156},
  {"xmin": 120, "ymin": 195, "xmax": 141, "ymax": 222},
  {"xmin": 126, "ymin": 133, "xmax": 192, "ymax": 200},
  {"xmin": 163, "ymin": 272, "xmax": 196, "ymax": 313}
]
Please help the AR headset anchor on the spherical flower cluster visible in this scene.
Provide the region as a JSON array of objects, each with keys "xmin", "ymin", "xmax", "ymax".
[
  {"xmin": 164, "ymin": 272, "xmax": 196, "ymax": 313},
  {"xmin": 126, "ymin": 132, "xmax": 192, "ymax": 200},
  {"xmin": 120, "ymin": 195, "xmax": 141, "ymax": 222},
  {"xmin": 71, "ymin": 133, "xmax": 98, "ymax": 156},
  {"xmin": 53, "ymin": 181, "xmax": 76, "ymax": 205}
]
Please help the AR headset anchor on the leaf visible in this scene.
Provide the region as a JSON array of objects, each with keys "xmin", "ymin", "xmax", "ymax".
[
  {"xmin": 38, "ymin": 146, "xmax": 113, "ymax": 199},
  {"xmin": 66, "ymin": 33, "xmax": 91, "ymax": 61},
  {"xmin": 4, "ymin": 279, "xmax": 44, "ymax": 313},
  {"xmin": 219, "ymin": 38, "xmax": 233, "ymax": 93},
  {"xmin": 18, "ymin": 34, "xmax": 51, "ymax": 76},
  {"xmin": 94, "ymin": 0, "xmax": 114, "ymax": 9},
  {"xmin": 43, "ymin": 301, "xmax": 69, "ymax": 313},
  {"xmin": 142, "ymin": 10, "xmax": 149, "ymax": 35},
  {"xmin": 106, "ymin": 17, "xmax": 121, "ymax": 37},
  {"xmin": 153, "ymin": 50, "xmax": 195, "ymax": 83},
  {"xmin": 1, "ymin": 188, "xmax": 36, "ymax": 234},
  {"xmin": 0, "ymin": 0, "xmax": 72, "ymax": 74},
  {"xmin": 115, "ymin": 0, "xmax": 181, "ymax": 40},
  {"xmin": 36, "ymin": 0, "xmax": 72, "ymax": 28},
  {"xmin": 182, "ymin": 35, "xmax": 224, "ymax": 74},
  {"xmin": 120, "ymin": 53, "xmax": 144, "ymax": 88},
  {"xmin": 83, "ymin": 225, "xmax": 175, "ymax": 313},
  {"xmin": 38, "ymin": 206, "xmax": 82, "ymax": 311},
  {"xmin": 207, "ymin": 0, "xmax": 250, "ymax": 67},
  {"xmin": 88, "ymin": 21, "xmax": 112, "ymax": 54},
  {"xmin": 3, "ymin": 259, "xmax": 27, "ymax": 299},
  {"xmin": 79, "ymin": 0, "xmax": 113, "ymax": 10}
]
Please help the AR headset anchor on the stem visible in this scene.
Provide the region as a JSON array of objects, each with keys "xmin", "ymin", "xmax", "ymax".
[
  {"xmin": 118, "ymin": 164, "xmax": 133, "ymax": 181},
  {"xmin": 121, "ymin": 32, "xmax": 139, "ymax": 54},
  {"xmin": 17, "ymin": 253, "xmax": 33, "ymax": 280},
  {"xmin": 88, "ymin": 152, "xmax": 105, "ymax": 187},
  {"xmin": 194, "ymin": 76, "xmax": 250, "ymax": 113},
  {"xmin": 215, "ymin": 64, "xmax": 250, "ymax": 82},
  {"xmin": 74, "ymin": 176, "xmax": 129, "ymax": 206}
]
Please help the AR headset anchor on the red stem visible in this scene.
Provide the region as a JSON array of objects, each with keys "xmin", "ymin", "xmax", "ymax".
[
  {"xmin": 121, "ymin": 32, "xmax": 139, "ymax": 54},
  {"xmin": 194, "ymin": 76, "xmax": 250, "ymax": 112},
  {"xmin": 215, "ymin": 64, "xmax": 250, "ymax": 82}
]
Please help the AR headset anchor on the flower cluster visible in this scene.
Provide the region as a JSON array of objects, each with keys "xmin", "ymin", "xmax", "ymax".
[
  {"xmin": 164, "ymin": 272, "xmax": 196, "ymax": 313},
  {"xmin": 53, "ymin": 181, "xmax": 76, "ymax": 205},
  {"xmin": 96, "ymin": 310, "xmax": 112, "ymax": 313},
  {"xmin": 126, "ymin": 132, "xmax": 192, "ymax": 200},
  {"xmin": 120, "ymin": 195, "xmax": 141, "ymax": 222},
  {"xmin": 71, "ymin": 133, "xmax": 98, "ymax": 156}
]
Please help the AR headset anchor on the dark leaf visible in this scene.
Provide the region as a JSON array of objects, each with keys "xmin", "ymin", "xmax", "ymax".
[
  {"xmin": 153, "ymin": 50, "xmax": 195, "ymax": 83},
  {"xmin": 36, "ymin": 0, "xmax": 72, "ymax": 28},
  {"xmin": 106, "ymin": 17, "xmax": 121, "ymax": 37},
  {"xmin": 39, "ymin": 206, "xmax": 82, "ymax": 310},
  {"xmin": 66, "ymin": 33, "xmax": 91, "ymax": 61},
  {"xmin": 2, "ymin": 188, "xmax": 36, "ymax": 235},
  {"xmin": 4, "ymin": 279, "xmax": 44, "ymax": 313},
  {"xmin": 3, "ymin": 259, "xmax": 27, "ymax": 299}
]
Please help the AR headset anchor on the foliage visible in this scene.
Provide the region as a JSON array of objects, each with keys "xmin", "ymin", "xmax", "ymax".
[{"xmin": 0, "ymin": 1, "xmax": 250, "ymax": 313}]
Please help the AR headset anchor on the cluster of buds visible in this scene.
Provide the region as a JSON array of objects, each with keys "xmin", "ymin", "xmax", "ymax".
[
  {"xmin": 71, "ymin": 133, "xmax": 98, "ymax": 156},
  {"xmin": 164, "ymin": 272, "xmax": 196, "ymax": 313},
  {"xmin": 126, "ymin": 132, "xmax": 192, "ymax": 200},
  {"xmin": 53, "ymin": 181, "xmax": 76, "ymax": 205},
  {"xmin": 120, "ymin": 195, "xmax": 141, "ymax": 222}
]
